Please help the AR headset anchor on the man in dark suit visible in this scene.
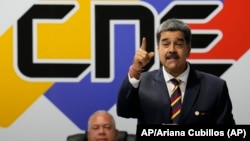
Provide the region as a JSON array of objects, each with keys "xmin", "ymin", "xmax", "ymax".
[{"xmin": 116, "ymin": 18, "xmax": 235, "ymax": 125}]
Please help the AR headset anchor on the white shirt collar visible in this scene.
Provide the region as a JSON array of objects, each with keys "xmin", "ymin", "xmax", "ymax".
[{"xmin": 162, "ymin": 63, "xmax": 190, "ymax": 84}]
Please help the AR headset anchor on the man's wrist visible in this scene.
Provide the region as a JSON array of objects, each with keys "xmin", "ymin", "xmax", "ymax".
[{"xmin": 129, "ymin": 65, "xmax": 141, "ymax": 79}]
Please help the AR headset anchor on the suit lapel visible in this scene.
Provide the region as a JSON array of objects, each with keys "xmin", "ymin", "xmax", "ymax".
[
  {"xmin": 179, "ymin": 68, "xmax": 201, "ymax": 123},
  {"xmin": 153, "ymin": 69, "xmax": 172, "ymax": 123}
]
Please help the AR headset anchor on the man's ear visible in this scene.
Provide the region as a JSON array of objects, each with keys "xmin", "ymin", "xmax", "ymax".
[
  {"xmin": 186, "ymin": 44, "xmax": 191, "ymax": 57},
  {"xmin": 115, "ymin": 129, "xmax": 119, "ymax": 138},
  {"xmin": 116, "ymin": 129, "xmax": 119, "ymax": 135},
  {"xmin": 85, "ymin": 131, "xmax": 89, "ymax": 140}
]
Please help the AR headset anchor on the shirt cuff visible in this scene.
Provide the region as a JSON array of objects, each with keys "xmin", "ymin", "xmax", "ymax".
[{"xmin": 128, "ymin": 73, "xmax": 141, "ymax": 88}]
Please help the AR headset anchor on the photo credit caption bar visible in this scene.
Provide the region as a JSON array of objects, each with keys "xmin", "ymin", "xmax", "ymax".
[{"xmin": 136, "ymin": 125, "xmax": 250, "ymax": 140}]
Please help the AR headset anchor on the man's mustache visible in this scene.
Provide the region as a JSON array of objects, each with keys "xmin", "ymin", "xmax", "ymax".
[{"xmin": 165, "ymin": 52, "xmax": 180, "ymax": 59}]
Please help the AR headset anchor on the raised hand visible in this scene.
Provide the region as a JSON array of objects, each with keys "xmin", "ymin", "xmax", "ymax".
[{"xmin": 129, "ymin": 37, "xmax": 154, "ymax": 79}]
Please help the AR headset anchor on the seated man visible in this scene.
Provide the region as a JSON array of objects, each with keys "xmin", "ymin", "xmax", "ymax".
[{"xmin": 87, "ymin": 110, "xmax": 119, "ymax": 141}]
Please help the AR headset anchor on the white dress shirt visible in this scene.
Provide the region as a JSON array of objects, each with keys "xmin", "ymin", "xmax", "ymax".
[{"xmin": 162, "ymin": 64, "xmax": 190, "ymax": 102}]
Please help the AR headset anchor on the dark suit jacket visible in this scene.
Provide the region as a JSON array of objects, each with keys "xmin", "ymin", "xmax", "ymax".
[{"xmin": 117, "ymin": 65, "xmax": 235, "ymax": 125}]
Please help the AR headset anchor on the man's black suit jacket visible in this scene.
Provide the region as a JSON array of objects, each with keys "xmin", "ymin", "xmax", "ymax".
[{"xmin": 117, "ymin": 66, "xmax": 235, "ymax": 125}]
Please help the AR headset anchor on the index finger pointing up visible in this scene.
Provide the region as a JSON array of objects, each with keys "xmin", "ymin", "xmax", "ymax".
[{"xmin": 140, "ymin": 37, "xmax": 147, "ymax": 51}]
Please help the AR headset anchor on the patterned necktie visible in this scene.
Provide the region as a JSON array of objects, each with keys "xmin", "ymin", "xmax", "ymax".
[{"xmin": 170, "ymin": 78, "xmax": 182, "ymax": 124}]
